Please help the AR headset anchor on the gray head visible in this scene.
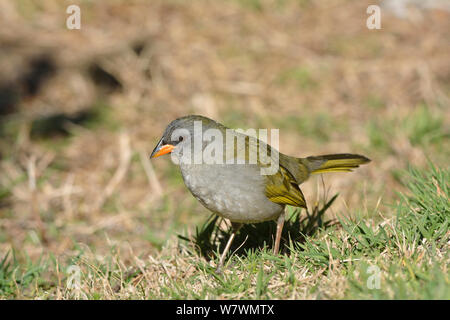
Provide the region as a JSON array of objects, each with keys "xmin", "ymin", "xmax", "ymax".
[{"xmin": 150, "ymin": 115, "xmax": 225, "ymax": 159}]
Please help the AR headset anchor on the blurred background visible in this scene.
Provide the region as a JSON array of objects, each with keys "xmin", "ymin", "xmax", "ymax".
[{"xmin": 0, "ymin": 0, "xmax": 449, "ymax": 274}]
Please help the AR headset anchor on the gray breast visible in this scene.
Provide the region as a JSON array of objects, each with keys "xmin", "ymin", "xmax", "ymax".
[{"xmin": 180, "ymin": 163, "xmax": 284, "ymax": 223}]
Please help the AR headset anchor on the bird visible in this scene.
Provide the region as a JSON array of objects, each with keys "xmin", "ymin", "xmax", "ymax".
[{"xmin": 150, "ymin": 115, "xmax": 370, "ymax": 272}]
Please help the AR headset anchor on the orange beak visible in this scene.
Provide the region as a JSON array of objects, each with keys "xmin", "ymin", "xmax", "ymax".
[{"xmin": 150, "ymin": 142, "xmax": 175, "ymax": 158}]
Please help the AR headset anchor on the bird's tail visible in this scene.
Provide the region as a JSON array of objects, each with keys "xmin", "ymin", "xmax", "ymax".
[{"xmin": 305, "ymin": 153, "xmax": 370, "ymax": 174}]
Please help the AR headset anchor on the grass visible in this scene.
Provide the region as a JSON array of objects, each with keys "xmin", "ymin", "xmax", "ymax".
[
  {"xmin": 274, "ymin": 112, "xmax": 343, "ymax": 142},
  {"xmin": 179, "ymin": 193, "xmax": 338, "ymax": 260},
  {"xmin": 277, "ymin": 67, "xmax": 318, "ymax": 91},
  {"xmin": 366, "ymin": 104, "xmax": 449, "ymax": 159},
  {"xmin": 1, "ymin": 164, "xmax": 448, "ymax": 299},
  {"xmin": 404, "ymin": 105, "xmax": 446, "ymax": 147},
  {"xmin": 0, "ymin": 0, "xmax": 449, "ymax": 300}
]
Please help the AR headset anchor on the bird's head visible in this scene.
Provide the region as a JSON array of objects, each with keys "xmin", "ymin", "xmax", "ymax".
[{"xmin": 150, "ymin": 115, "xmax": 222, "ymax": 161}]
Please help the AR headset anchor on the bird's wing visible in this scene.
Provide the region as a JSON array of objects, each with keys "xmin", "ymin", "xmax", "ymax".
[{"xmin": 264, "ymin": 165, "xmax": 307, "ymax": 208}]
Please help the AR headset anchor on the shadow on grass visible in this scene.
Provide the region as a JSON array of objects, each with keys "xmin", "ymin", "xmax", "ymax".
[{"xmin": 179, "ymin": 194, "xmax": 339, "ymax": 260}]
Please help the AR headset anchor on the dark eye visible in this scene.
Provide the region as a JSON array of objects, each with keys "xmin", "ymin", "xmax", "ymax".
[{"xmin": 178, "ymin": 136, "xmax": 184, "ymax": 142}]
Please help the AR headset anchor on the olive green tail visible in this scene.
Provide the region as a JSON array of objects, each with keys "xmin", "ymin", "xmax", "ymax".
[{"xmin": 305, "ymin": 154, "xmax": 371, "ymax": 174}]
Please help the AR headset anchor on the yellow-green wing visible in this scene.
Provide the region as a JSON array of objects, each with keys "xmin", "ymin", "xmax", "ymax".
[{"xmin": 264, "ymin": 166, "xmax": 307, "ymax": 208}]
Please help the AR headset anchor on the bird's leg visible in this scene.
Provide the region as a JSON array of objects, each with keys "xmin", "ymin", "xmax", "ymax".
[
  {"xmin": 273, "ymin": 211, "xmax": 285, "ymax": 255},
  {"xmin": 216, "ymin": 222, "xmax": 242, "ymax": 274}
]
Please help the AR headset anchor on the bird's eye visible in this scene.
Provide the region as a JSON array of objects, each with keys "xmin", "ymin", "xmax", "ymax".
[{"xmin": 178, "ymin": 136, "xmax": 184, "ymax": 142}]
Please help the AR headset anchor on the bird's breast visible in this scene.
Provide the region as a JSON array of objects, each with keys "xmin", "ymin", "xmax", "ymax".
[{"xmin": 180, "ymin": 163, "xmax": 283, "ymax": 223}]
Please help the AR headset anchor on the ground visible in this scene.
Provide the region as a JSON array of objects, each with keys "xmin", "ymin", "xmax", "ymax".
[{"xmin": 0, "ymin": 0, "xmax": 449, "ymax": 299}]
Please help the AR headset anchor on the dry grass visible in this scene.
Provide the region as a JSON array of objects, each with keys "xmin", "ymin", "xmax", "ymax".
[{"xmin": 0, "ymin": 0, "xmax": 448, "ymax": 299}]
